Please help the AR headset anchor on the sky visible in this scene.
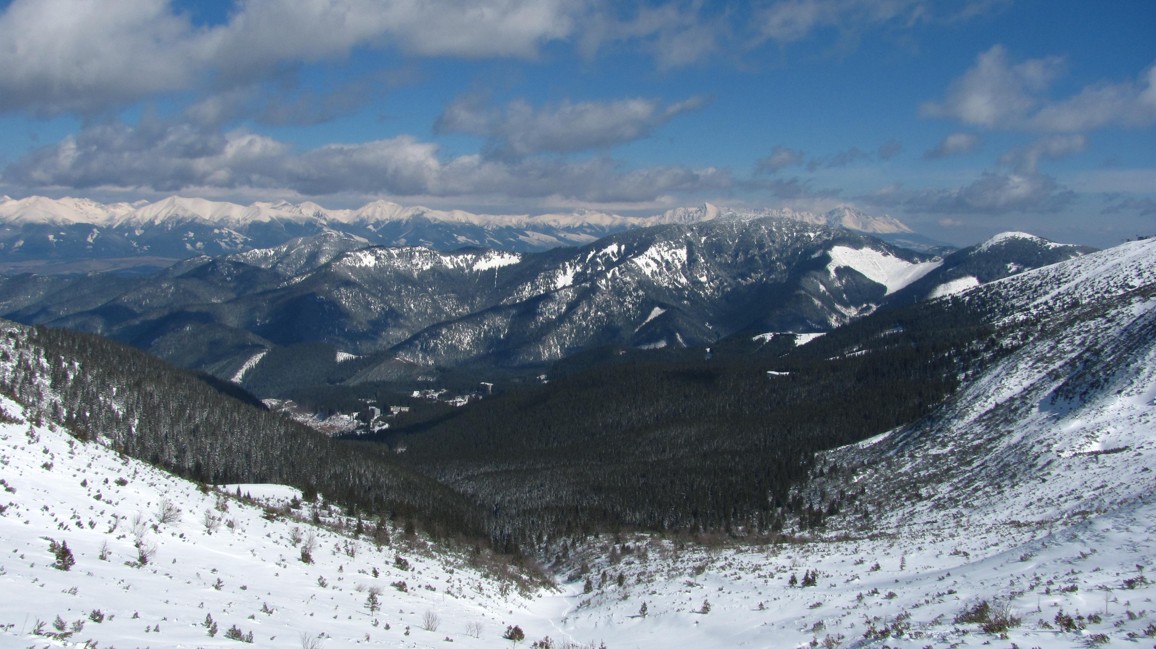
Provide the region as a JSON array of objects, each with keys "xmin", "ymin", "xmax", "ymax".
[{"xmin": 0, "ymin": 0, "xmax": 1153, "ymax": 247}]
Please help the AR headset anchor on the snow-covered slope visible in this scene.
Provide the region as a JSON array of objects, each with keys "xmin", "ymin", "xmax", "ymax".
[
  {"xmin": 889, "ymin": 230, "xmax": 1093, "ymax": 306},
  {"xmin": 814, "ymin": 238, "xmax": 1156, "ymax": 524},
  {"xmin": 825, "ymin": 245, "xmax": 941, "ymax": 295},
  {"xmin": 0, "ymin": 391, "xmax": 564, "ymax": 649}
]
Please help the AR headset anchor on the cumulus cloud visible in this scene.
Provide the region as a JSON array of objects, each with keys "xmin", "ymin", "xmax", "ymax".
[
  {"xmin": 0, "ymin": 0, "xmax": 1024, "ymax": 116},
  {"xmin": 572, "ymin": 0, "xmax": 1006, "ymax": 69},
  {"xmin": 183, "ymin": 81, "xmax": 377, "ymax": 129},
  {"xmin": 209, "ymin": 0, "xmax": 582, "ymax": 73},
  {"xmin": 435, "ymin": 95, "xmax": 709, "ymax": 159},
  {"xmin": 4, "ymin": 120, "xmax": 290, "ymax": 191},
  {"xmin": 924, "ymin": 45, "xmax": 1156, "ymax": 133},
  {"xmin": 757, "ymin": 146, "xmax": 806, "ymax": 173},
  {"xmin": 578, "ymin": 2, "xmax": 729, "ymax": 70},
  {"xmin": 2, "ymin": 118, "xmax": 731, "ymax": 204},
  {"xmin": 1029, "ymin": 64, "xmax": 1156, "ymax": 132},
  {"xmin": 868, "ymin": 171, "xmax": 1075, "ymax": 216},
  {"xmin": 0, "ymin": 0, "xmax": 586, "ymax": 115},
  {"xmin": 0, "ymin": 0, "xmax": 207, "ymax": 114},
  {"xmin": 924, "ymin": 132, "xmax": 981, "ymax": 159},
  {"xmin": 920, "ymin": 45, "xmax": 1064, "ymax": 128},
  {"xmin": 998, "ymin": 134, "xmax": 1086, "ymax": 174},
  {"xmin": 943, "ymin": 171, "xmax": 1075, "ymax": 213},
  {"xmin": 752, "ymin": 0, "xmax": 1006, "ymax": 46}
]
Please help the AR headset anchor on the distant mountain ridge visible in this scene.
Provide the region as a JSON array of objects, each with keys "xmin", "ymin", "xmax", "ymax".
[
  {"xmin": 0, "ymin": 194, "xmax": 920, "ymax": 270},
  {"xmin": 0, "ymin": 212, "xmax": 1088, "ymax": 398}
]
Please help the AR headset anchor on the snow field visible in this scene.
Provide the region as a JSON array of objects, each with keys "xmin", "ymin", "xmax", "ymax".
[
  {"xmin": 825, "ymin": 246, "xmax": 941, "ymax": 295},
  {"xmin": 0, "ymin": 393, "xmax": 552, "ymax": 649}
]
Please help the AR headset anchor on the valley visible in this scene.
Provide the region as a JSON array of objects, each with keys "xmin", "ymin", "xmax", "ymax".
[{"xmin": 0, "ymin": 203, "xmax": 1152, "ymax": 648}]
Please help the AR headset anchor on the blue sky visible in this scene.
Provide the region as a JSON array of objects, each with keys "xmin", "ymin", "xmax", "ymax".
[{"xmin": 0, "ymin": 0, "xmax": 1153, "ymax": 247}]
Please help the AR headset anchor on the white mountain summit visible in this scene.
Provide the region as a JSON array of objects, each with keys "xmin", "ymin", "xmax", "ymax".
[
  {"xmin": 0, "ymin": 194, "xmax": 910, "ymax": 232},
  {"xmin": 0, "ymin": 194, "xmax": 921, "ymax": 269},
  {"xmin": 656, "ymin": 202, "xmax": 913, "ymax": 234}
]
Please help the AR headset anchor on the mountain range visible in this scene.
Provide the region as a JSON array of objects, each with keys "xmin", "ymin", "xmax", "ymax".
[
  {"xmin": 0, "ymin": 194, "xmax": 929, "ymax": 273},
  {"xmin": 0, "ymin": 214, "xmax": 1088, "ymax": 399},
  {"xmin": 0, "ymin": 232, "xmax": 1152, "ymax": 648}
]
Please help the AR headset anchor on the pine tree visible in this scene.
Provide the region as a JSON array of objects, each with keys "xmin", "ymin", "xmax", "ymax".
[{"xmin": 50, "ymin": 539, "xmax": 75, "ymax": 571}]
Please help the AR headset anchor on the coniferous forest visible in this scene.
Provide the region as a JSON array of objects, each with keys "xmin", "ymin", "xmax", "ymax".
[
  {"xmin": 372, "ymin": 292, "xmax": 1010, "ymax": 547},
  {"xmin": 0, "ymin": 323, "xmax": 484, "ymax": 541},
  {"xmin": 1, "ymin": 285, "xmax": 1016, "ymax": 553}
]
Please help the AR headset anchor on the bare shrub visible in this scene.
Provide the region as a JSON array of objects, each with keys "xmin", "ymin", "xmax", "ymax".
[
  {"xmin": 155, "ymin": 498, "xmax": 181, "ymax": 525},
  {"xmin": 202, "ymin": 509, "xmax": 221, "ymax": 534},
  {"xmin": 300, "ymin": 632, "xmax": 325, "ymax": 649},
  {"xmin": 421, "ymin": 610, "xmax": 440, "ymax": 632},
  {"xmin": 300, "ymin": 530, "xmax": 317, "ymax": 564},
  {"xmin": 465, "ymin": 621, "xmax": 484, "ymax": 638}
]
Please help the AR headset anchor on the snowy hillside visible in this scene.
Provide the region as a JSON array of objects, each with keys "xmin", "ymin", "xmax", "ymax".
[
  {"xmin": 894, "ymin": 230, "xmax": 1092, "ymax": 305},
  {"xmin": 3, "ymin": 311, "xmax": 1155, "ymax": 649},
  {"xmin": 0, "ymin": 391, "xmax": 572, "ymax": 648},
  {"xmin": 830, "ymin": 237, "xmax": 1156, "ymax": 527}
]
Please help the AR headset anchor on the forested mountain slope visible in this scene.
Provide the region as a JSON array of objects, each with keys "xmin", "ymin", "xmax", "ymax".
[
  {"xmin": 0, "ymin": 320, "xmax": 481, "ymax": 539},
  {"xmin": 383, "ymin": 236, "xmax": 1151, "ymax": 545},
  {"xmin": 0, "ymin": 219, "xmax": 1086, "ymax": 407},
  {"xmin": 1, "ymin": 217, "xmax": 946, "ymax": 394}
]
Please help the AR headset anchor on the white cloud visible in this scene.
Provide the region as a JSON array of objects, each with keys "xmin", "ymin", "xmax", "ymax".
[
  {"xmin": 948, "ymin": 171, "xmax": 1073, "ymax": 213},
  {"xmin": 0, "ymin": 0, "xmax": 586, "ymax": 115},
  {"xmin": 924, "ymin": 45, "xmax": 1156, "ymax": 133},
  {"xmin": 0, "ymin": 0, "xmax": 207, "ymax": 114},
  {"xmin": 435, "ymin": 95, "xmax": 709, "ymax": 159},
  {"xmin": 578, "ymin": 2, "xmax": 728, "ymax": 70},
  {"xmin": 802, "ymin": 142, "xmax": 901, "ymax": 171},
  {"xmin": 757, "ymin": 146, "xmax": 806, "ymax": 173},
  {"xmin": 867, "ymin": 170, "xmax": 1075, "ymax": 216},
  {"xmin": 0, "ymin": 0, "xmax": 1025, "ymax": 117},
  {"xmin": 2, "ymin": 118, "xmax": 731, "ymax": 204},
  {"xmin": 920, "ymin": 45, "xmax": 1064, "ymax": 128},
  {"xmin": 998, "ymin": 134, "xmax": 1086, "ymax": 174},
  {"xmin": 752, "ymin": 0, "xmax": 1000, "ymax": 46},
  {"xmin": 209, "ymin": 0, "xmax": 582, "ymax": 70},
  {"xmin": 1029, "ymin": 64, "xmax": 1156, "ymax": 132},
  {"xmin": 923, "ymin": 132, "xmax": 980, "ymax": 159}
]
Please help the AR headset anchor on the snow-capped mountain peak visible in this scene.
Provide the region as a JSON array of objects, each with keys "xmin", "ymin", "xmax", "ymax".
[
  {"xmin": 976, "ymin": 230, "xmax": 1063, "ymax": 251},
  {"xmin": 824, "ymin": 204, "xmax": 912, "ymax": 234}
]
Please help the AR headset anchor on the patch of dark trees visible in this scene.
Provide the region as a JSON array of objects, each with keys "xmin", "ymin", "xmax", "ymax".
[
  {"xmin": 377, "ymin": 294, "xmax": 1011, "ymax": 548},
  {"xmin": 0, "ymin": 285, "xmax": 1027, "ymax": 554},
  {"xmin": 0, "ymin": 323, "xmax": 484, "ymax": 542}
]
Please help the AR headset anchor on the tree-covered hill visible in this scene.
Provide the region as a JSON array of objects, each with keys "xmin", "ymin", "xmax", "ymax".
[{"xmin": 0, "ymin": 320, "xmax": 483, "ymax": 540}]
